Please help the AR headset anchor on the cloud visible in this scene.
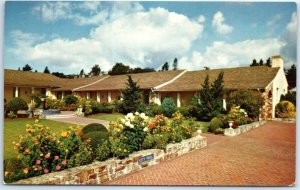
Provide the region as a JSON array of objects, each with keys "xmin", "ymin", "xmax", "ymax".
[
  {"xmin": 11, "ymin": 7, "xmax": 204, "ymax": 73},
  {"xmin": 267, "ymin": 14, "xmax": 281, "ymax": 27},
  {"xmin": 33, "ymin": 2, "xmax": 71, "ymax": 22},
  {"xmin": 178, "ymin": 38, "xmax": 284, "ymax": 70},
  {"xmin": 197, "ymin": 15, "xmax": 205, "ymax": 24},
  {"xmin": 280, "ymin": 12, "xmax": 297, "ymax": 67},
  {"xmin": 212, "ymin": 11, "xmax": 233, "ymax": 35}
]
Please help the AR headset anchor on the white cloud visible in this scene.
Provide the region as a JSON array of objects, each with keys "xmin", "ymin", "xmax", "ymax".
[
  {"xmin": 212, "ymin": 11, "xmax": 233, "ymax": 35},
  {"xmin": 197, "ymin": 15, "xmax": 205, "ymax": 24},
  {"xmin": 10, "ymin": 30, "xmax": 45, "ymax": 47},
  {"xmin": 11, "ymin": 7, "xmax": 204, "ymax": 72},
  {"xmin": 280, "ymin": 12, "xmax": 297, "ymax": 67},
  {"xmin": 267, "ymin": 14, "xmax": 281, "ymax": 27},
  {"xmin": 35, "ymin": 2, "xmax": 71, "ymax": 22},
  {"xmin": 178, "ymin": 38, "xmax": 284, "ymax": 70}
]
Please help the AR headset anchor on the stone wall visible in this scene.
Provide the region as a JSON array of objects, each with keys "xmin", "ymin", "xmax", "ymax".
[
  {"xmin": 14, "ymin": 135, "xmax": 207, "ymax": 185},
  {"xmin": 224, "ymin": 121, "xmax": 266, "ymax": 137}
]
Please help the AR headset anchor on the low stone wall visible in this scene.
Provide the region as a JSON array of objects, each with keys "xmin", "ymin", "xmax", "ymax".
[
  {"xmin": 15, "ymin": 135, "xmax": 207, "ymax": 185},
  {"xmin": 224, "ymin": 120, "xmax": 266, "ymax": 137}
]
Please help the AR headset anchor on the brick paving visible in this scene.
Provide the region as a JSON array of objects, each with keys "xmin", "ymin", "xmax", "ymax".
[{"xmin": 106, "ymin": 121, "xmax": 296, "ymax": 186}]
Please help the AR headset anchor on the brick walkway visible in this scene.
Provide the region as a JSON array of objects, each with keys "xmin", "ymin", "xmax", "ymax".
[{"xmin": 106, "ymin": 121, "xmax": 296, "ymax": 186}]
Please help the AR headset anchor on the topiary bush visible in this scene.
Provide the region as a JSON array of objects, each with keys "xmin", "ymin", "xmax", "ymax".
[
  {"xmin": 209, "ymin": 117, "xmax": 223, "ymax": 133},
  {"xmin": 81, "ymin": 131, "xmax": 109, "ymax": 150},
  {"xmin": 64, "ymin": 94, "xmax": 78, "ymax": 106},
  {"xmin": 6, "ymin": 97, "xmax": 28, "ymax": 114},
  {"xmin": 161, "ymin": 97, "xmax": 176, "ymax": 118},
  {"xmin": 82, "ymin": 123, "xmax": 108, "ymax": 134},
  {"xmin": 280, "ymin": 92, "xmax": 296, "ymax": 107},
  {"xmin": 275, "ymin": 101, "xmax": 296, "ymax": 118}
]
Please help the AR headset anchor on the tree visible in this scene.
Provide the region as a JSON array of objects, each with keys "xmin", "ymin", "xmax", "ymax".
[
  {"xmin": 250, "ymin": 59, "xmax": 258, "ymax": 67},
  {"xmin": 173, "ymin": 58, "xmax": 178, "ymax": 70},
  {"xmin": 204, "ymin": 66, "xmax": 210, "ymax": 70},
  {"xmin": 161, "ymin": 62, "xmax": 169, "ymax": 71},
  {"xmin": 266, "ymin": 57, "xmax": 271, "ymax": 67},
  {"xmin": 90, "ymin": 64, "xmax": 101, "ymax": 76},
  {"xmin": 18, "ymin": 67, "xmax": 20, "ymax": 71},
  {"xmin": 44, "ymin": 66, "xmax": 50, "ymax": 74},
  {"xmin": 198, "ymin": 75, "xmax": 213, "ymax": 121},
  {"xmin": 211, "ymin": 71, "xmax": 224, "ymax": 112},
  {"xmin": 259, "ymin": 59, "xmax": 264, "ymax": 66},
  {"xmin": 119, "ymin": 75, "xmax": 143, "ymax": 114},
  {"xmin": 79, "ymin": 69, "xmax": 85, "ymax": 77},
  {"xmin": 52, "ymin": 72, "xmax": 67, "ymax": 78},
  {"xmin": 22, "ymin": 64, "xmax": 32, "ymax": 71},
  {"xmin": 108, "ymin": 63, "xmax": 130, "ymax": 75},
  {"xmin": 286, "ymin": 64, "xmax": 296, "ymax": 88}
]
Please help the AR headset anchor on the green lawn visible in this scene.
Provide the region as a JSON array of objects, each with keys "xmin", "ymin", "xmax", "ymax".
[
  {"xmin": 87, "ymin": 113, "xmax": 125, "ymax": 121},
  {"xmin": 4, "ymin": 119, "xmax": 81, "ymax": 160}
]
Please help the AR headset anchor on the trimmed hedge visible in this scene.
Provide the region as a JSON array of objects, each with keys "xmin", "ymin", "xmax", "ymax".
[
  {"xmin": 81, "ymin": 123, "xmax": 108, "ymax": 134},
  {"xmin": 82, "ymin": 131, "xmax": 109, "ymax": 150},
  {"xmin": 209, "ymin": 117, "xmax": 223, "ymax": 133}
]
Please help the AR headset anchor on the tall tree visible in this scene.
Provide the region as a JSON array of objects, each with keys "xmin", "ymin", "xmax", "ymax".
[
  {"xmin": 79, "ymin": 69, "xmax": 85, "ymax": 77},
  {"xmin": 265, "ymin": 57, "xmax": 272, "ymax": 67},
  {"xmin": 18, "ymin": 67, "xmax": 20, "ymax": 71},
  {"xmin": 108, "ymin": 63, "xmax": 130, "ymax": 75},
  {"xmin": 211, "ymin": 71, "xmax": 224, "ymax": 113},
  {"xmin": 286, "ymin": 64, "xmax": 296, "ymax": 88},
  {"xmin": 173, "ymin": 58, "xmax": 178, "ymax": 70},
  {"xmin": 22, "ymin": 64, "xmax": 32, "ymax": 71},
  {"xmin": 198, "ymin": 75, "xmax": 213, "ymax": 121},
  {"xmin": 120, "ymin": 75, "xmax": 143, "ymax": 114},
  {"xmin": 162, "ymin": 62, "xmax": 169, "ymax": 71},
  {"xmin": 90, "ymin": 64, "xmax": 101, "ymax": 76},
  {"xmin": 259, "ymin": 59, "xmax": 264, "ymax": 66},
  {"xmin": 250, "ymin": 59, "xmax": 258, "ymax": 67},
  {"xmin": 44, "ymin": 66, "xmax": 50, "ymax": 74}
]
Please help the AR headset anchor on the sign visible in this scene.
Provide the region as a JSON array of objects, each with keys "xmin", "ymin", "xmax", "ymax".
[{"xmin": 138, "ymin": 154, "xmax": 154, "ymax": 164}]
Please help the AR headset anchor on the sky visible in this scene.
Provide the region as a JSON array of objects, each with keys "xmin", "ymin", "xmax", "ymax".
[{"xmin": 3, "ymin": 1, "xmax": 297, "ymax": 74}]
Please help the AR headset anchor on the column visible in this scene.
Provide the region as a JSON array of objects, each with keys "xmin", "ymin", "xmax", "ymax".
[
  {"xmin": 177, "ymin": 92, "xmax": 181, "ymax": 107},
  {"xmin": 120, "ymin": 92, "xmax": 124, "ymax": 101},
  {"xmin": 87, "ymin": 92, "xmax": 90, "ymax": 99},
  {"xmin": 31, "ymin": 87, "xmax": 35, "ymax": 94},
  {"xmin": 62, "ymin": 91, "xmax": 65, "ymax": 99},
  {"xmin": 156, "ymin": 92, "xmax": 161, "ymax": 105},
  {"xmin": 223, "ymin": 99, "xmax": 227, "ymax": 111},
  {"xmin": 15, "ymin": 87, "xmax": 19, "ymax": 97},
  {"xmin": 108, "ymin": 91, "xmax": 112, "ymax": 102},
  {"xmin": 97, "ymin": 92, "xmax": 101, "ymax": 102}
]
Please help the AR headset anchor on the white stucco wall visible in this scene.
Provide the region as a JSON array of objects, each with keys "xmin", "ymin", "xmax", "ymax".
[{"xmin": 270, "ymin": 67, "xmax": 288, "ymax": 118}]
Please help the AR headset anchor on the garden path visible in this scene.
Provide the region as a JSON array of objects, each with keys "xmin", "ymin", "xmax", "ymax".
[
  {"xmin": 46, "ymin": 111, "xmax": 109, "ymax": 127},
  {"xmin": 106, "ymin": 121, "xmax": 296, "ymax": 186}
]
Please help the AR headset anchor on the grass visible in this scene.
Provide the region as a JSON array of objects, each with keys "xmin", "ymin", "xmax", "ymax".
[
  {"xmin": 4, "ymin": 119, "xmax": 81, "ymax": 160},
  {"xmin": 87, "ymin": 113, "xmax": 125, "ymax": 121}
]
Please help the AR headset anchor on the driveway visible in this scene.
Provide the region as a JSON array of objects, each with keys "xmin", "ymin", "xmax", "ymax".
[{"xmin": 106, "ymin": 121, "xmax": 296, "ymax": 186}]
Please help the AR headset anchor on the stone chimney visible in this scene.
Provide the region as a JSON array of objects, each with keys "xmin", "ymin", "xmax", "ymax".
[{"xmin": 271, "ymin": 55, "xmax": 284, "ymax": 68}]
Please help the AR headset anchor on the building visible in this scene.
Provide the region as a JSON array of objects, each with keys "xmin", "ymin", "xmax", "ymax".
[{"xmin": 4, "ymin": 56, "xmax": 288, "ymax": 119}]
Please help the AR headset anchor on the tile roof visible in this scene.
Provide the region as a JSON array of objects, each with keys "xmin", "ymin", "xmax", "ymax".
[
  {"xmin": 4, "ymin": 69, "xmax": 62, "ymax": 88},
  {"xmin": 52, "ymin": 76, "xmax": 107, "ymax": 91},
  {"xmin": 154, "ymin": 66, "xmax": 280, "ymax": 92},
  {"xmin": 74, "ymin": 70, "xmax": 185, "ymax": 91}
]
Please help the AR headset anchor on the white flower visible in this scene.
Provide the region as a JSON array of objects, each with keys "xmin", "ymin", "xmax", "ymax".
[
  {"xmin": 143, "ymin": 127, "xmax": 148, "ymax": 132},
  {"xmin": 125, "ymin": 121, "xmax": 130, "ymax": 127},
  {"xmin": 127, "ymin": 113, "xmax": 134, "ymax": 118},
  {"xmin": 135, "ymin": 112, "xmax": 139, "ymax": 115},
  {"xmin": 140, "ymin": 113, "xmax": 146, "ymax": 119},
  {"xmin": 121, "ymin": 119, "xmax": 125, "ymax": 123},
  {"xmin": 129, "ymin": 124, "xmax": 134, "ymax": 129},
  {"xmin": 144, "ymin": 116, "xmax": 149, "ymax": 120}
]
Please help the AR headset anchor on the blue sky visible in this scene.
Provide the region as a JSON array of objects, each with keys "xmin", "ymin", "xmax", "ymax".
[{"xmin": 4, "ymin": 1, "xmax": 297, "ymax": 74}]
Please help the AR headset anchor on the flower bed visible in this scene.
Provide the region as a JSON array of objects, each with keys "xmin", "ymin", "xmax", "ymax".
[
  {"xmin": 224, "ymin": 120, "xmax": 266, "ymax": 136},
  {"xmin": 14, "ymin": 135, "xmax": 207, "ymax": 185}
]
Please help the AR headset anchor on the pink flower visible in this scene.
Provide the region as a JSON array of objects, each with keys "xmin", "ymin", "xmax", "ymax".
[
  {"xmin": 61, "ymin": 160, "xmax": 67, "ymax": 166},
  {"xmin": 44, "ymin": 169, "xmax": 49, "ymax": 174},
  {"xmin": 36, "ymin": 160, "xmax": 41, "ymax": 165},
  {"xmin": 45, "ymin": 152, "xmax": 51, "ymax": 159},
  {"xmin": 54, "ymin": 155, "xmax": 59, "ymax": 161},
  {"xmin": 38, "ymin": 166, "xmax": 42, "ymax": 171},
  {"xmin": 55, "ymin": 165, "xmax": 61, "ymax": 171}
]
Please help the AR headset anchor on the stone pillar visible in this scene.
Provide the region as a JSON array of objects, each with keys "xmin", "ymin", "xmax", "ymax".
[
  {"xmin": 177, "ymin": 92, "xmax": 181, "ymax": 107},
  {"xmin": 87, "ymin": 92, "xmax": 90, "ymax": 99},
  {"xmin": 15, "ymin": 87, "xmax": 19, "ymax": 97},
  {"xmin": 97, "ymin": 92, "xmax": 101, "ymax": 102},
  {"xmin": 108, "ymin": 91, "xmax": 112, "ymax": 102}
]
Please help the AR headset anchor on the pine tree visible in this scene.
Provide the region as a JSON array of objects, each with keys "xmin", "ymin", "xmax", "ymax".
[
  {"xmin": 266, "ymin": 57, "xmax": 271, "ymax": 67},
  {"xmin": 79, "ymin": 69, "xmax": 85, "ymax": 77},
  {"xmin": 211, "ymin": 71, "xmax": 224, "ymax": 113},
  {"xmin": 120, "ymin": 75, "xmax": 143, "ymax": 114},
  {"xmin": 259, "ymin": 59, "xmax": 264, "ymax": 66},
  {"xmin": 250, "ymin": 59, "xmax": 258, "ymax": 67},
  {"xmin": 173, "ymin": 58, "xmax": 178, "ymax": 70},
  {"xmin": 22, "ymin": 64, "xmax": 32, "ymax": 71},
  {"xmin": 198, "ymin": 75, "xmax": 213, "ymax": 121},
  {"xmin": 161, "ymin": 62, "xmax": 169, "ymax": 71},
  {"xmin": 44, "ymin": 66, "xmax": 50, "ymax": 73}
]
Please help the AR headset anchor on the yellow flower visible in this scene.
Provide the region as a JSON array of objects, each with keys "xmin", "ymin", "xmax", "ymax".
[
  {"xmin": 60, "ymin": 131, "xmax": 69, "ymax": 138},
  {"xmin": 35, "ymin": 119, "xmax": 39, "ymax": 123},
  {"xmin": 23, "ymin": 168, "xmax": 29, "ymax": 174},
  {"xmin": 5, "ymin": 171, "xmax": 9, "ymax": 177},
  {"xmin": 25, "ymin": 148, "xmax": 30, "ymax": 154}
]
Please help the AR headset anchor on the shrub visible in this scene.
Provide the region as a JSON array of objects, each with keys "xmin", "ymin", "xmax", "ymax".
[
  {"xmin": 31, "ymin": 96, "xmax": 42, "ymax": 108},
  {"xmin": 161, "ymin": 97, "xmax": 176, "ymax": 118},
  {"xmin": 6, "ymin": 97, "xmax": 28, "ymax": 114},
  {"xmin": 227, "ymin": 106, "xmax": 251, "ymax": 125},
  {"xmin": 64, "ymin": 94, "xmax": 78, "ymax": 106},
  {"xmin": 145, "ymin": 103, "xmax": 161, "ymax": 117},
  {"xmin": 280, "ymin": 92, "xmax": 296, "ymax": 107},
  {"xmin": 142, "ymin": 134, "xmax": 168, "ymax": 150},
  {"xmin": 4, "ymin": 158, "xmax": 25, "ymax": 183},
  {"xmin": 7, "ymin": 111, "xmax": 17, "ymax": 119},
  {"xmin": 227, "ymin": 89, "xmax": 263, "ymax": 119},
  {"xmin": 82, "ymin": 131, "xmax": 109, "ymax": 150},
  {"xmin": 84, "ymin": 100, "xmax": 92, "ymax": 115},
  {"xmin": 82, "ymin": 123, "xmax": 108, "ymax": 134},
  {"xmin": 45, "ymin": 98, "xmax": 64, "ymax": 109},
  {"xmin": 209, "ymin": 117, "xmax": 223, "ymax": 133},
  {"xmin": 90, "ymin": 100, "xmax": 101, "ymax": 114},
  {"xmin": 95, "ymin": 140, "xmax": 112, "ymax": 161},
  {"xmin": 275, "ymin": 101, "xmax": 296, "ymax": 118},
  {"xmin": 214, "ymin": 128, "xmax": 224, "ymax": 135},
  {"xmin": 67, "ymin": 142, "xmax": 94, "ymax": 168},
  {"xmin": 100, "ymin": 102, "xmax": 115, "ymax": 113},
  {"xmin": 176, "ymin": 106, "xmax": 191, "ymax": 118}
]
